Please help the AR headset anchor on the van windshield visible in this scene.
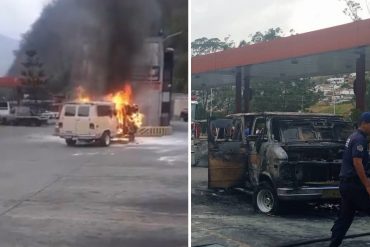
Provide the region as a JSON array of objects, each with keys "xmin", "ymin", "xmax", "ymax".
[{"xmin": 272, "ymin": 118, "xmax": 353, "ymax": 143}]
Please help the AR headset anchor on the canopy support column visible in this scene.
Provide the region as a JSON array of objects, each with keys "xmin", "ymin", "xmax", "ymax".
[
  {"xmin": 235, "ymin": 67, "xmax": 242, "ymax": 113},
  {"xmin": 355, "ymin": 52, "xmax": 366, "ymax": 111}
]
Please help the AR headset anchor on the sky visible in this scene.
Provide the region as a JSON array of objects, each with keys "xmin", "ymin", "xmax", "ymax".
[
  {"xmin": 191, "ymin": 0, "xmax": 370, "ymax": 42},
  {"xmin": 0, "ymin": 0, "xmax": 50, "ymax": 40}
]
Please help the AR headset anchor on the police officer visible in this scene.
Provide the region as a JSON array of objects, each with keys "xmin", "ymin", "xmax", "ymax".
[{"xmin": 329, "ymin": 112, "xmax": 370, "ymax": 247}]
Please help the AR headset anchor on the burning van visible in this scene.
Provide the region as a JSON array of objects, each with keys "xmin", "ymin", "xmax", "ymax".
[
  {"xmin": 208, "ymin": 112, "xmax": 358, "ymax": 214},
  {"xmin": 55, "ymin": 85, "xmax": 143, "ymax": 146}
]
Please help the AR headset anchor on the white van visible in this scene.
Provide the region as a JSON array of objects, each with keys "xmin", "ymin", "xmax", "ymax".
[{"xmin": 56, "ymin": 101, "xmax": 119, "ymax": 146}]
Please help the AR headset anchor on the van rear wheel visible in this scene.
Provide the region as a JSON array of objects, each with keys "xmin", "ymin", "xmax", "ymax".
[
  {"xmin": 66, "ymin": 139, "xmax": 76, "ymax": 146},
  {"xmin": 100, "ymin": 132, "xmax": 111, "ymax": 147}
]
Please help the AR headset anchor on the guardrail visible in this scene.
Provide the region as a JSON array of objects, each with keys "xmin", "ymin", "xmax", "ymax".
[{"xmin": 137, "ymin": 126, "xmax": 173, "ymax": 136}]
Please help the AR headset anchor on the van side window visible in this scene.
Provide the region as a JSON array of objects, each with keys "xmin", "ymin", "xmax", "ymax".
[
  {"xmin": 78, "ymin": 106, "xmax": 90, "ymax": 117},
  {"xmin": 64, "ymin": 106, "xmax": 76, "ymax": 117},
  {"xmin": 254, "ymin": 118, "xmax": 266, "ymax": 135},
  {"xmin": 97, "ymin": 105, "xmax": 112, "ymax": 117},
  {"xmin": 232, "ymin": 119, "xmax": 242, "ymax": 141},
  {"xmin": 244, "ymin": 116, "xmax": 254, "ymax": 137}
]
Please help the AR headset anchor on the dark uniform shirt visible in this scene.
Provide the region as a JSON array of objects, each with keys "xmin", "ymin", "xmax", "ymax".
[{"xmin": 339, "ymin": 129, "xmax": 369, "ymax": 178}]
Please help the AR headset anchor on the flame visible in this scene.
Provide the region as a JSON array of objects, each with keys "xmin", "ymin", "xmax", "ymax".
[
  {"xmin": 76, "ymin": 86, "xmax": 90, "ymax": 103},
  {"xmin": 73, "ymin": 84, "xmax": 144, "ymax": 134},
  {"xmin": 131, "ymin": 112, "xmax": 144, "ymax": 128},
  {"xmin": 107, "ymin": 84, "xmax": 144, "ymax": 129}
]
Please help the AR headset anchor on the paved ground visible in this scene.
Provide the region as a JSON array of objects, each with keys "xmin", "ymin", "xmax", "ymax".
[
  {"xmin": 0, "ymin": 122, "xmax": 188, "ymax": 247},
  {"xmin": 192, "ymin": 154, "xmax": 370, "ymax": 247}
]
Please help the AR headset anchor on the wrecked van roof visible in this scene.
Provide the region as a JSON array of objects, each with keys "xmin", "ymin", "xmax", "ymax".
[{"xmin": 227, "ymin": 112, "xmax": 341, "ymax": 118}]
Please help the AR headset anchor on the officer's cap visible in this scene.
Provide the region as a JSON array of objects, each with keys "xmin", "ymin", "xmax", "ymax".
[{"xmin": 359, "ymin": 112, "xmax": 370, "ymax": 123}]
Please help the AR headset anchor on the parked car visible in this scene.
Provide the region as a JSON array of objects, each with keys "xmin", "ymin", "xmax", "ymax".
[
  {"xmin": 56, "ymin": 101, "xmax": 119, "ymax": 147},
  {"xmin": 208, "ymin": 112, "xmax": 356, "ymax": 214}
]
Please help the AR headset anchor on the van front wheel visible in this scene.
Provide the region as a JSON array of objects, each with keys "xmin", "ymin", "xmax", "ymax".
[
  {"xmin": 100, "ymin": 132, "xmax": 111, "ymax": 147},
  {"xmin": 253, "ymin": 182, "xmax": 279, "ymax": 214}
]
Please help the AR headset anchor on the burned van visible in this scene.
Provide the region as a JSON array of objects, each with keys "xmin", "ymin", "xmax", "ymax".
[{"xmin": 208, "ymin": 112, "xmax": 355, "ymax": 214}]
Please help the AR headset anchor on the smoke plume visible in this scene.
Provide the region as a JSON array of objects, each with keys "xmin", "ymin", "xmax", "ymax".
[{"xmin": 8, "ymin": 0, "xmax": 161, "ymax": 95}]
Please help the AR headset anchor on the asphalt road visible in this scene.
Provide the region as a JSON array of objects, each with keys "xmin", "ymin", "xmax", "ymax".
[
  {"xmin": 192, "ymin": 160, "xmax": 370, "ymax": 247},
  {"xmin": 0, "ymin": 122, "xmax": 188, "ymax": 247}
]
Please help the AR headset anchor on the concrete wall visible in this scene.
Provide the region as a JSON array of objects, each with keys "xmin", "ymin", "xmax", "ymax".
[{"xmin": 171, "ymin": 93, "xmax": 188, "ymax": 120}]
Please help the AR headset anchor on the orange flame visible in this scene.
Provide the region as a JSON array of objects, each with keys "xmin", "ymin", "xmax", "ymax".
[
  {"xmin": 131, "ymin": 112, "xmax": 144, "ymax": 128},
  {"xmin": 76, "ymin": 86, "xmax": 90, "ymax": 103},
  {"xmin": 74, "ymin": 84, "xmax": 144, "ymax": 133}
]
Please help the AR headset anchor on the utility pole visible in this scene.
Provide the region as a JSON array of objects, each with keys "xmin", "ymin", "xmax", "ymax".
[{"xmin": 332, "ymin": 83, "xmax": 336, "ymax": 114}]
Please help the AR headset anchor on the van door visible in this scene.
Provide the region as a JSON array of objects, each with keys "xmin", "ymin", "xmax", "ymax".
[
  {"xmin": 76, "ymin": 105, "xmax": 91, "ymax": 135},
  {"xmin": 61, "ymin": 105, "xmax": 77, "ymax": 135},
  {"xmin": 96, "ymin": 105, "xmax": 117, "ymax": 137},
  {"xmin": 246, "ymin": 117, "xmax": 266, "ymax": 187},
  {"xmin": 208, "ymin": 118, "xmax": 246, "ymax": 189}
]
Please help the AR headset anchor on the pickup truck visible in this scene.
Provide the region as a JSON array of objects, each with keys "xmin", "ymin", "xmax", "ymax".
[{"xmin": 0, "ymin": 102, "xmax": 48, "ymax": 126}]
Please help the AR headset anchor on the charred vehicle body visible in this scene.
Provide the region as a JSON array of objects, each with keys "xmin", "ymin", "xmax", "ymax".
[{"xmin": 208, "ymin": 112, "xmax": 358, "ymax": 214}]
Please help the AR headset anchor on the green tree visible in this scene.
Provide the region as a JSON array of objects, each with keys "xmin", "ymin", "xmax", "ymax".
[
  {"xmin": 340, "ymin": 0, "xmax": 362, "ymax": 21},
  {"xmin": 249, "ymin": 27, "xmax": 283, "ymax": 44},
  {"xmin": 250, "ymin": 79, "xmax": 322, "ymax": 112},
  {"xmin": 209, "ymin": 86, "xmax": 236, "ymax": 116},
  {"xmin": 20, "ymin": 50, "xmax": 47, "ymax": 103},
  {"xmin": 191, "ymin": 36, "xmax": 235, "ymax": 56}
]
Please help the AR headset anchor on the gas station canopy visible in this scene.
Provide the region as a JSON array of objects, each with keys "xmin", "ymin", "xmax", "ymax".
[{"xmin": 192, "ymin": 19, "xmax": 370, "ymax": 90}]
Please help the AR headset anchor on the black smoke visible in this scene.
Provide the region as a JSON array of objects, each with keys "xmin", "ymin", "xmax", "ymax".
[{"xmin": 8, "ymin": 0, "xmax": 161, "ymax": 95}]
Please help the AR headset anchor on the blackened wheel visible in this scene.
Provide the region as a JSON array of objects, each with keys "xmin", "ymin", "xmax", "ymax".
[
  {"xmin": 100, "ymin": 132, "xmax": 111, "ymax": 147},
  {"xmin": 66, "ymin": 139, "xmax": 76, "ymax": 146},
  {"xmin": 253, "ymin": 182, "xmax": 279, "ymax": 214}
]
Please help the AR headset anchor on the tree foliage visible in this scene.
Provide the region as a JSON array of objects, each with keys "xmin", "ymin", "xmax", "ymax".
[
  {"xmin": 20, "ymin": 50, "xmax": 47, "ymax": 101},
  {"xmin": 250, "ymin": 79, "xmax": 322, "ymax": 112},
  {"xmin": 340, "ymin": 0, "xmax": 362, "ymax": 21},
  {"xmin": 249, "ymin": 27, "xmax": 283, "ymax": 44},
  {"xmin": 191, "ymin": 36, "xmax": 235, "ymax": 56},
  {"xmin": 192, "ymin": 27, "xmax": 287, "ymax": 56}
]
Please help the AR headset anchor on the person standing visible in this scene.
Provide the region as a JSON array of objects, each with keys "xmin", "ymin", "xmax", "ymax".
[{"xmin": 330, "ymin": 112, "xmax": 370, "ymax": 247}]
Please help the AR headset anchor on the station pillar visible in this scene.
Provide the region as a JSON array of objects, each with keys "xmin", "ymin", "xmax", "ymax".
[
  {"xmin": 235, "ymin": 67, "xmax": 242, "ymax": 113},
  {"xmin": 243, "ymin": 68, "xmax": 251, "ymax": 113},
  {"xmin": 355, "ymin": 53, "xmax": 366, "ymax": 111}
]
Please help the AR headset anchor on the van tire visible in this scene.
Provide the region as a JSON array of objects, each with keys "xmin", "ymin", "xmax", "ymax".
[
  {"xmin": 100, "ymin": 132, "xmax": 111, "ymax": 147},
  {"xmin": 128, "ymin": 133, "xmax": 135, "ymax": 142},
  {"xmin": 253, "ymin": 182, "xmax": 279, "ymax": 214},
  {"xmin": 66, "ymin": 139, "xmax": 76, "ymax": 146},
  {"xmin": 34, "ymin": 119, "xmax": 42, "ymax": 126}
]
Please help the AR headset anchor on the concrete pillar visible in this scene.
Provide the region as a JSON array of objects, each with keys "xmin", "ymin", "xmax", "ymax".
[
  {"xmin": 355, "ymin": 53, "xmax": 366, "ymax": 111},
  {"xmin": 235, "ymin": 67, "xmax": 242, "ymax": 113},
  {"xmin": 160, "ymin": 48, "xmax": 174, "ymax": 126},
  {"xmin": 243, "ymin": 74, "xmax": 250, "ymax": 113}
]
